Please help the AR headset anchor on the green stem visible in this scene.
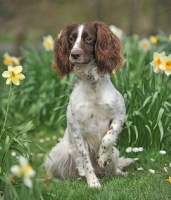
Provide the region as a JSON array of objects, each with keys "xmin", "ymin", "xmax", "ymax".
[{"xmin": 0, "ymin": 82, "xmax": 12, "ymax": 140}]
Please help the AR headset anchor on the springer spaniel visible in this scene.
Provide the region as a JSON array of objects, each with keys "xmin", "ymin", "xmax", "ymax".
[{"xmin": 45, "ymin": 21, "xmax": 133, "ymax": 187}]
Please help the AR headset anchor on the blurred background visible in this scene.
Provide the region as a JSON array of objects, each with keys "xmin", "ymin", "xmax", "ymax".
[{"xmin": 0, "ymin": 0, "xmax": 171, "ymax": 55}]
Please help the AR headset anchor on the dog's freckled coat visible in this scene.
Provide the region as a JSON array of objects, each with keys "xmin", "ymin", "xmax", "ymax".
[{"xmin": 45, "ymin": 21, "xmax": 133, "ymax": 187}]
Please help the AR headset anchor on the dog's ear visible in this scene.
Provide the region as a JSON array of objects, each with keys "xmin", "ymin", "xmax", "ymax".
[
  {"xmin": 52, "ymin": 25, "xmax": 73, "ymax": 77},
  {"xmin": 94, "ymin": 21, "xmax": 122, "ymax": 74}
]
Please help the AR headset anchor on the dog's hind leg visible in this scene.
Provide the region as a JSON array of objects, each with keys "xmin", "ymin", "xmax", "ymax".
[{"xmin": 45, "ymin": 140, "xmax": 78, "ymax": 179}]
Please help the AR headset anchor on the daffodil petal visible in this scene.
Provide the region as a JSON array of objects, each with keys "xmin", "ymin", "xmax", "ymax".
[
  {"xmin": 10, "ymin": 165, "xmax": 21, "ymax": 176},
  {"xmin": 12, "ymin": 77, "xmax": 20, "ymax": 85},
  {"xmin": 17, "ymin": 73, "xmax": 25, "ymax": 80},
  {"xmin": 19, "ymin": 156, "xmax": 28, "ymax": 166},
  {"xmin": 23, "ymin": 177, "xmax": 33, "ymax": 188},
  {"xmin": 8, "ymin": 66, "xmax": 14, "ymax": 71},
  {"xmin": 25, "ymin": 168, "xmax": 36, "ymax": 177},
  {"xmin": 2, "ymin": 71, "xmax": 10, "ymax": 78},
  {"xmin": 164, "ymin": 70, "xmax": 171, "ymax": 76},
  {"xmin": 153, "ymin": 66, "xmax": 160, "ymax": 73},
  {"xmin": 13, "ymin": 66, "xmax": 23, "ymax": 73},
  {"xmin": 6, "ymin": 78, "xmax": 11, "ymax": 85}
]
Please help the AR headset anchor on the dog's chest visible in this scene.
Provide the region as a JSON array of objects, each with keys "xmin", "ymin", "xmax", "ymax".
[{"xmin": 68, "ymin": 79, "xmax": 123, "ymax": 137}]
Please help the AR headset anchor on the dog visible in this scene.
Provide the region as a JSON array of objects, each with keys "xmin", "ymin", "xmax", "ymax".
[{"xmin": 45, "ymin": 21, "xmax": 133, "ymax": 187}]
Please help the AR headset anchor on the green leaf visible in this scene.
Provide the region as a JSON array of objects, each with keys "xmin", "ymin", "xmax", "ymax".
[
  {"xmin": 133, "ymin": 125, "xmax": 138, "ymax": 144},
  {"xmin": 158, "ymin": 120, "xmax": 164, "ymax": 141},
  {"xmin": 139, "ymin": 96, "xmax": 152, "ymax": 110},
  {"xmin": 145, "ymin": 125, "xmax": 152, "ymax": 145},
  {"xmin": 157, "ymin": 108, "xmax": 165, "ymax": 122}
]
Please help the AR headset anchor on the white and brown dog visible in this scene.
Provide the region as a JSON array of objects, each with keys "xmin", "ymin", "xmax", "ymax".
[{"xmin": 45, "ymin": 21, "xmax": 133, "ymax": 187}]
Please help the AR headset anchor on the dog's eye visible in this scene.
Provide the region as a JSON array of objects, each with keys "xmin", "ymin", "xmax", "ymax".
[
  {"xmin": 86, "ymin": 37, "xmax": 92, "ymax": 42},
  {"xmin": 69, "ymin": 37, "xmax": 74, "ymax": 42}
]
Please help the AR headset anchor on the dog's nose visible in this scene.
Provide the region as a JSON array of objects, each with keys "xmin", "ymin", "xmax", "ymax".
[{"xmin": 71, "ymin": 51, "xmax": 81, "ymax": 59}]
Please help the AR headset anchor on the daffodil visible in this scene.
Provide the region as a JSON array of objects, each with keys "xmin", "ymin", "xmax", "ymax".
[
  {"xmin": 168, "ymin": 176, "xmax": 171, "ymax": 183},
  {"xmin": 169, "ymin": 34, "xmax": 171, "ymax": 41},
  {"xmin": 43, "ymin": 35, "xmax": 54, "ymax": 51},
  {"xmin": 150, "ymin": 52, "xmax": 165, "ymax": 73},
  {"xmin": 3, "ymin": 53, "xmax": 12, "ymax": 66},
  {"xmin": 149, "ymin": 35, "xmax": 158, "ymax": 44},
  {"xmin": 3, "ymin": 53, "xmax": 21, "ymax": 66},
  {"xmin": 10, "ymin": 156, "xmax": 35, "ymax": 188},
  {"xmin": 2, "ymin": 66, "xmax": 25, "ymax": 85},
  {"xmin": 138, "ymin": 38, "xmax": 151, "ymax": 51},
  {"xmin": 160, "ymin": 54, "xmax": 171, "ymax": 76},
  {"xmin": 109, "ymin": 25, "xmax": 123, "ymax": 40},
  {"xmin": 11, "ymin": 56, "xmax": 21, "ymax": 66}
]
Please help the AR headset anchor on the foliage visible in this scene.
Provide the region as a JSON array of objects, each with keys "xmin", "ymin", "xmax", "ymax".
[
  {"xmin": 111, "ymin": 34, "xmax": 171, "ymax": 150},
  {"xmin": 0, "ymin": 31, "xmax": 171, "ymax": 199}
]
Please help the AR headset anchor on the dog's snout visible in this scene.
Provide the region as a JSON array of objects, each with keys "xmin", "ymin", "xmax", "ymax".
[{"xmin": 71, "ymin": 50, "xmax": 81, "ymax": 60}]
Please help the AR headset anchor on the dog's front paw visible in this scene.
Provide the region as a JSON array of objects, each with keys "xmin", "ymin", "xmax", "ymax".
[
  {"xmin": 97, "ymin": 154, "xmax": 112, "ymax": 168},
  {"xmin": 88, "ymin": 179, "xmax": 101, "ymax": 188},
  {"xmin": 87, "ymin": 173, "xmax": 101, "ymax": 188}
]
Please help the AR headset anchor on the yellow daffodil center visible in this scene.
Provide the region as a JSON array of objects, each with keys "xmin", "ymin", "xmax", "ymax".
[
  {"xmin": 165, "ymin": 60, "xmax": 171, "ymax": 69},
  {"xmin": 142, "ymin": 42, "xmax": 148, "ymax": 48},
  {"xmin": 9, "ymin": 71, "xmax": 16, "ymax": 78},
  {"xmin": 21, "ymin": 164, "xmax": 32, "ymax": 176},
  {"xmin": 45, "ymin": 40, "xmax": 52, "ymax": 47},
  {"xmin": 4, "ymin": 57, "xmax": 11, "ymax": 65},
  {"xmin": 155, "ymin": 57, "xmax": 161, "ymax": 66},
  {"xmin": 169, "ymin": 176, "xmax": 171, "ymax": 183}
]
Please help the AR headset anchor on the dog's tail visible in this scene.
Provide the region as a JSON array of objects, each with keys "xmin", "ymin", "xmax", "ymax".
[
  {"xmin": 115, "ymin": 157, "xmax": 134, "ymax": 176},
  {"xmin": 118, "ymin": 157, "xmax": 134, "ymax": 170}
]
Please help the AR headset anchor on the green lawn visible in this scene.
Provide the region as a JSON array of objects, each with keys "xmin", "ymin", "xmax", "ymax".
[{"xmin": 26, "ymin": 129, "xmax": 171, "ymax": 200}]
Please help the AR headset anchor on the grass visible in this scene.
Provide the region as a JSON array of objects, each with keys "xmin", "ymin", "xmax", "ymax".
[{"xmin": 23, "ymin": 129, "xmax": 171, "ymax": 200}]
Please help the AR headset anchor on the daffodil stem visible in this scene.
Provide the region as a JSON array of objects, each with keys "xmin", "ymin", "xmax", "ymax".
[{"xmin": 0, "ymin": 82, "xmax": 12, "ymax": 140}]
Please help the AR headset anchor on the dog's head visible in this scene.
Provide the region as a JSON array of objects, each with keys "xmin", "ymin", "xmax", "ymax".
[{"xmin": 53, "ymin": 21, "xmax": 122, "ymax": 77}]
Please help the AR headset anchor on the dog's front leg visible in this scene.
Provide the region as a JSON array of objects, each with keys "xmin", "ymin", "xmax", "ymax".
[
  {"xmin": 98, "ymin": 119, "xmax": 124, "ymax": 168},
  {"xmin": 70, "ymin": 124, "xmax": 101, "ymax": 188}
]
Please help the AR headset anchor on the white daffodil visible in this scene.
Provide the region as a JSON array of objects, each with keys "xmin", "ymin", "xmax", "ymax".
[
  {"xmin": 10, "ymin": 156, "xmax": 35, "ymax": 188},
  {"xmin": 159, "ymin": 54, "xmax": 171, "ymax": 76},
  {"xmin": 126, "ymin": 147, "xmax": 132, "ymax": 153},
  {"xmin": 150, "ymin": 52, "xmax": 165, "ymax": 73},
  {"xmin": 2, "ymin": 66, "xmax": 25, "ymax": 85},
  {"xmin": 169, "ymin": 163, "xmax": 171, "ymax": 168},
  {"xmin": 138, "ymin": 38, "xmax": 151, "ymax": 51},
  {"xmin": 159, "ymin": 150, "xmax": 166, "ymax": 155},
  {"xmin": 43, "ymin": 35, "xmax": 54, "ymax": 51},
  {"xmin": 3, "ymin": 53, "xmax": 21, "ymax": 66},
  {"xmin": 3, "ymin": 53, "xmax": 12, "ymax": 66},
  {"xmin": 109, "ymin": 25, "xmax": 123, "ymax": 40},
  {"xmin": 149, "ymin": 169, "xmax": 155, "ymax": 174},
  {"xmin": 11, "ymin": 56, "xmax": 21, "ymax": 66}
]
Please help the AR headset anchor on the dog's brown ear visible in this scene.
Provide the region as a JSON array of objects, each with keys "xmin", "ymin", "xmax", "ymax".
[
  {"xmin": 52, "ymin": 25, "xmax": 73, "ymax": 77},
  {"xmin": 94, "ymin": 21, "xmax": 122, "ymax": 74}
]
